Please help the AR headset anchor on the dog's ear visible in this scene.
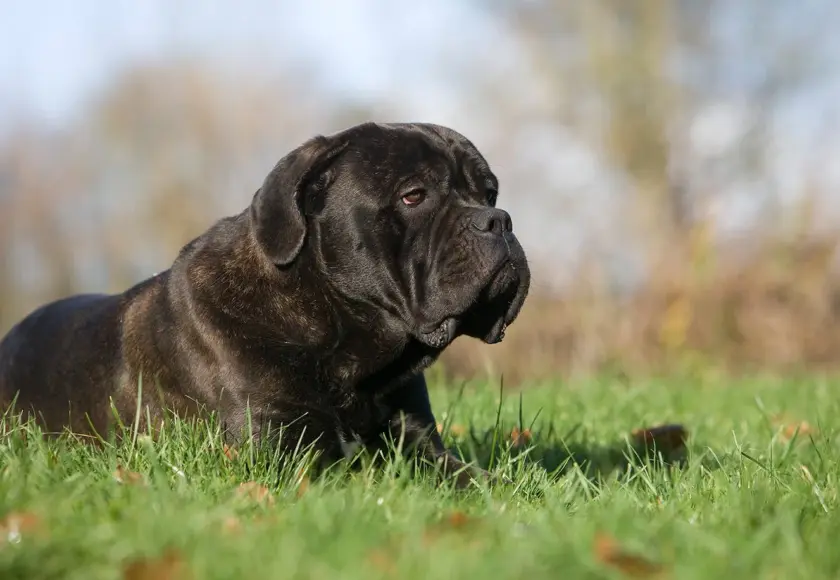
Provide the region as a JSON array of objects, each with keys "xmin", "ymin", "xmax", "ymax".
[{"xmin": 250, "ymin": 135, "xmax": 349, "ymax": 266}]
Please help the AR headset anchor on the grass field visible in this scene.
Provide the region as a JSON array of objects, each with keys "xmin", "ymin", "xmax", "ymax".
[{"xmin": 1, "ymin": 371, "xmax": 839, "ymax": 579}]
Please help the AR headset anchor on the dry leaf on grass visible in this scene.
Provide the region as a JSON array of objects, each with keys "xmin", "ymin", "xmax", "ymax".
[
  {"xmin": 437, "ymin": 423, "xmax": 466, "ymax": 437},
  {"xmin": 510, "ymin": 426, "xmax": 532, "ymax": 448},
  {"xmin": 123, "ymin": 548, "xmax": 191, "ymax": 580},
  {"xmin": 222, "ymin": 444, "xmax": 239, "ymax": 461},
  {"xmin": 631, "ymin": 424, "xmax": 688, "ymax": 453},
  {"xmin": 296, "ymin": 473, "xmax": 310, "ymax": 498},
  {"xmin": 113, "ymin": 466, "xmax": 146, "ymax": 486},
  {"xmin": 235, "ymin": 482, "xmax": 275, "ymax": 506},
  {"xmin": 445, "ymin": 511, "xmax": 470, "ymax": 528},
  {"xmin": 221, "ymin": 516, "xmax": 242, "ymax": 535},
  {"xmin": 222, "ymin": 512, "xmax": 287, "ymax": 534},
  {"xmin": 593, "ymin": 533, "xmax": 667, "ymax": 578},
  {"xmin": 252, "ymin": 513, "xmax": 283, "ymax": 528},
  {"xmin": 772, "ymin": 416, "xmax": 818, "ymax": 442},
  {"xmin": 422, "ymin": 511, "xmax": 482, "ymax": 548},
  {"xmin": 0, "ymin": 512, "xmax": 42, "ymax": 545},
  {"xmin": 367, "ymin": 548, "xmax": 397, "ymax": 575}
]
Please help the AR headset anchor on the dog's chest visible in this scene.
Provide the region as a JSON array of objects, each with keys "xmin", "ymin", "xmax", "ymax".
[{"xmin": 331, "ymin": 391, "xmax": 393, "ymax": 457}]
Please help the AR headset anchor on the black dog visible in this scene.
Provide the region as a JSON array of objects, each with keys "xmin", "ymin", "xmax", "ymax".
[{"xmin": 0, "ymin": 122, "xmax": 530, "ymax": 486}]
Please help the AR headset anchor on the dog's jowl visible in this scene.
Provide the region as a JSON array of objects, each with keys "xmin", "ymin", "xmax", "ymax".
[{"xmin": 0, "ymin": 122, "xmax": 530, "ymax": 486}]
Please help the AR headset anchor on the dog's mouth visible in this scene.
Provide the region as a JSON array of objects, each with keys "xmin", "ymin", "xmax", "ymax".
[
  {"xmin": 416, "ymin": 317, "xmax": 460, "ymax": 349},
  {"xmin": 461, "ymin": 266, "xmax": 521, "ymax": 344},
  {"xmin": 414, "ymin": 260, "xmax": 525, "ymax": 349},
  {"xmin": 484, "ymin": 317, "xmax": 509, "ymax": 345},
  {"xmin": 416, "ymin": 316, "xmax": 507, "ymax": 349}
]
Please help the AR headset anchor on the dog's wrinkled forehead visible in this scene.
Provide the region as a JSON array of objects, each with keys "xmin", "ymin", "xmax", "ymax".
[{"xmin": 336, "ymin": 122, "xmax": 496, "ymax": 192}]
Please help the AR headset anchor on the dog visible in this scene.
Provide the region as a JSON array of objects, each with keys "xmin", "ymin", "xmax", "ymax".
[{"xmin": 0, "ymin": 122, "xmax": 530, "ymax": 486}]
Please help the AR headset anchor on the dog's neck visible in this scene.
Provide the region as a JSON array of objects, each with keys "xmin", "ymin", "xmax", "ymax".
[
  {"xmin": 178, "ymin": 214, "xmax": 439, "ymax": 393},
  {"xmin": 285, "ymin": 269, "xmax": 442, "ymax": 393}
]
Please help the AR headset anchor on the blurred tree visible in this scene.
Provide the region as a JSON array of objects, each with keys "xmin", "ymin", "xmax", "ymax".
[
  {"xmin": 470, "ymin": 0, "xmax": 835, "ymax": 255},
  {"xmin": 0, "ymin": 62, "xmax": 370, "ymax": 332}
]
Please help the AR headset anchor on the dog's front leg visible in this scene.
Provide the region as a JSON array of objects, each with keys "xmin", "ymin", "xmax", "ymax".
[
  {"xmin": 218, "ymin": 394, "xmax": 345, "ymax": 468},
  {"xmin": 380, "ymin": 374, "xmax": 491, "ymax": 489}
]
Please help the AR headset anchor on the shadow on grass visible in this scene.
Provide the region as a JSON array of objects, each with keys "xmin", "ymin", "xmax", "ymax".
[
  {"xmin": 425, "ymin": 381, "xmax": 726, "ymax": 489},
  {"xmin": 446, "ymin": 424, "xmax": 698, "ymax": 483}
]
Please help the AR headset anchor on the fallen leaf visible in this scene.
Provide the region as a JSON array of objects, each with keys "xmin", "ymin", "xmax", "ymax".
[
  {"xmin": 221, "ymin": 516, "xmax": 242, "ymax": 535},
  {"xmin": 631, "ymin": 424, "xmax": 688, "ymax": 453},
  {"xmin": 593, "ymin": 533, "xmax": 666, "ymax": 578},
  {"xmin": 437, "ymin": 423, "xmax": 466, "ymax": 436},
  {"xmin": 113, "ymin": 466, "xmax": 145, "ymax": 486},
  {"xmin": 446, "ymin": 510, "xmax": 470, "ymax": 528},
  {"xmin": 367, "ymin": 548, "xmax": 397, "ymax": 575},
  {"xmin": 222, "ymin": 444, "xmax": 239, "ymax": 461},
  {"xmin": 422, "ymin": 511, "xmax": 481, "ymax": 547},
  {"xmin": 445, "ymin": 424, "xmax": 466, "ymax": 437},
  {"xmin": 0, "ymin": 512, "xmax": 42, "ymax": 545},
  {"xmin": 235, "ymin": 482, "xmax": 275, "ymax": 506},
  {"xmin": 510, "ymin": 426, "xmax": 532, "ymax": 448},
  {"xmin": 123, "ymin": 549, "xmax": 191, "ymax": 580},
  {"xmin": 779, "ymin": 421, "xmax": 817, "ymax": 442},
  {"xmin": 252, "ymin": 513, "xmax": 283, "ymax": 527},
  {"xmin": 296, "ymin": 475, "xmax": 310, "ymax": 498}
]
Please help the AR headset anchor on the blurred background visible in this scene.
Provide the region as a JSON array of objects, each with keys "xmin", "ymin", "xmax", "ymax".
[{"xmin": 1, "ymin": 1, "xmax": 839, "ymax": 382}]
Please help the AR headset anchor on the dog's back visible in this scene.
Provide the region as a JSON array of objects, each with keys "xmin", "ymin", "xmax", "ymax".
[{"xmin": 0, "ymin": 294, "xmax": 125, "ymax": 434}]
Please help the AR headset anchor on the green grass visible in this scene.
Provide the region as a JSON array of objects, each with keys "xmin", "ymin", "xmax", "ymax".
[{"xmin": 2, "ymin": 371, "xmax": 840, "ymax": 579}]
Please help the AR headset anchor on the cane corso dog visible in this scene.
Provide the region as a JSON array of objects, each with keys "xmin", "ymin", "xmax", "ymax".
[{"xmin": 0, "ymin": 122, "xmax": 530, "ymax": 486}]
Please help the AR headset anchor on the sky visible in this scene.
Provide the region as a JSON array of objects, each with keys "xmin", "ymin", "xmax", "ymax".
[
  {"xmin": 8, "ymin": 1, "xmax": 833, "ymax": 136},
  {"xmin": 0, "ymin": 0, "xmax": 501, "ymax": 129}
]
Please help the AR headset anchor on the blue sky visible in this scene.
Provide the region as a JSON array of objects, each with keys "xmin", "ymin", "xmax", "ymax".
[{"xmin": 0, "ymin": 0, "xmax": 502, "ymax": 128}]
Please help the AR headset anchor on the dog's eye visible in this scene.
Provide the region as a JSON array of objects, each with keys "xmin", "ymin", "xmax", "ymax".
[{"xmin": 401, "ymin": 189, "xmax": 427, "ymax": 207}]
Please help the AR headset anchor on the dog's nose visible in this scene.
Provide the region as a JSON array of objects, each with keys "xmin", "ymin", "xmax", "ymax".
[{"xmin": 471, "ymin": 208, "xmax": 513, "ymax": 235}]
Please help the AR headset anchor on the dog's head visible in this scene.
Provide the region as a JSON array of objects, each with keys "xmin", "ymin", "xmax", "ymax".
[{"xmin": 250, "ymin": 122, "xmax": 530, "ymax": 349}]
